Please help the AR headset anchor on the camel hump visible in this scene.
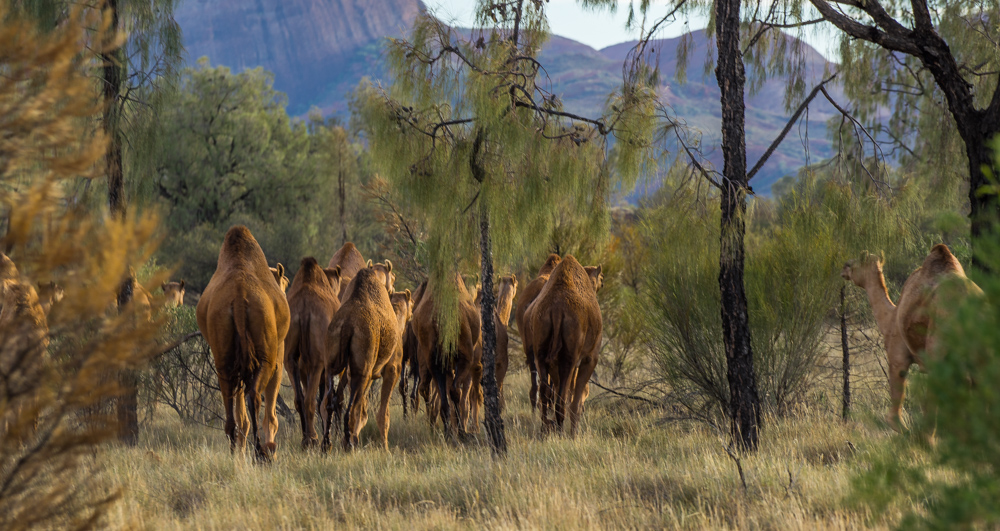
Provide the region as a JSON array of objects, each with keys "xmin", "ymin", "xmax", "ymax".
[{"xmin": 922, "ymin": 244, "xmax": 964, "ymax": 277}]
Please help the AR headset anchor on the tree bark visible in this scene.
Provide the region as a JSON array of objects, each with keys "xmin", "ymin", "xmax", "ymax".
[
  {"xmin": 715, "ymin": 0, "xmax": 761, "ymax": 452},
  {"xmin": 478, "ymin": 206, "xmax": 507, "ymax": 456},
  {"xmin": 840, "ymin": 285, "xmax": 851, "ymax": 420},
  {"xmin": 103, "ymin": 0, "xmax": 138, "ymax": 445}
]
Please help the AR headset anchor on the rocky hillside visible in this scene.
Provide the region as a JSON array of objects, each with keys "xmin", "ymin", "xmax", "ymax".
[{"xmin": 175, "ymin": 0, "xmax": 841, "ymax": 193}]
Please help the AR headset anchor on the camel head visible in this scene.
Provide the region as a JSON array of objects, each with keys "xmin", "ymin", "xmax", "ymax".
[
  {"xmin": 161, "ymin": 280, "xmax": 185, "ymax": 307},
  {"xmin": 323, "ymin": 265, "xmax": 342, "ymax": 293},
  {"xmin": 366, "ymin": 259, "xmax": 395, "ymax": 295},
  {"xmin": 270, "ymin": 264, "xmax": 289, "ymax": 292},
  {"xmin": 585, "ymin": 265, "xmax": 604, "ymax": 292},
  {"xmin": 36, "ymin": 281, "xmax": 64, "ymax": 314},
  {"xmin": 841, "ymin": 251, "xmax": 883, "ymax": 288}
]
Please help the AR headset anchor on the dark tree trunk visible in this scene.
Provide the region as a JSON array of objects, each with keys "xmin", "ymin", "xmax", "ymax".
[
  {"xmin": 715, "ymin": 0, "xmax": 761, "ymax": 452},
  {"xmin": 103, "ymin": 0, "xmax": 137, "ymax": 446},
  {"xmin": 478, "ymin": 207, "xmax": 507, "ymax": 456},
  {"xmin": 840, "ymin": 285, "xmax": 851, "ymax": 420}
]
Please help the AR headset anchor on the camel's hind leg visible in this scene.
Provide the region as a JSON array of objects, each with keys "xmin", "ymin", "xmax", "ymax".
[
  {"xmin": 259, "ymin": 364, "xmax": 281, "ymax": 459},
  {"xmin": 377, "ymin": 361, "xmax": 401, "ymax": 450},
  {"xmin": 569, "ymin": 357, "xmax": 597, "ymax": 437},
  {"xmin": 343, "ymin": 367, "xmax": 372, "ymax": 452}
]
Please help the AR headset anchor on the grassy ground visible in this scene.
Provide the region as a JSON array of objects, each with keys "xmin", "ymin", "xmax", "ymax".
[{"xmin": 101, "ymin": 341, "xmax": 925, "ymax": 530}]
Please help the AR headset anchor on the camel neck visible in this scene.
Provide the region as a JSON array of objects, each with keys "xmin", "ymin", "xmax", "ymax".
[{"xmin": 863, "ymin": 273, "xmax": 896, "ymax": 337}]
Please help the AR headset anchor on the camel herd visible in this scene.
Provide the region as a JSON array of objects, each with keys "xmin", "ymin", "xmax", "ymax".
[
  {"xmin": 0, "ymin": 222, "xmax": 981, "ymax": 458},
  {"xmin": 194, "ymin": 226, "xmax": 605, "ymax": 460}
]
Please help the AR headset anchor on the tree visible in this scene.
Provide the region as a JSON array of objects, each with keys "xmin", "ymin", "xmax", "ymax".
[
  {"xmin": 153, "ymin": 61, "xmax": 344, "ymax": 289},
  {"xmin": 808, "ymin": 0, "xmax": 1000, "ymax": 252},
  {"xmin": 0, "ymin": 5, "xmax": 165, "ymax": 525},
  {"xmin": 357, "ymin": 0, "xmax": 653, "ymax": 455}
]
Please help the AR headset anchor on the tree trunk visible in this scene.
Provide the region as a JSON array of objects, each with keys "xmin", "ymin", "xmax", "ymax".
[
  {"xmin": 715, "ymin": 0, "xmax": 761, "ymax": 452},
  {"xmin": 840, "ymin": 285, "xmax": 850, "ymax": 420},
  {"xmin": 103, "ymin": 0, "xmax": 138, "ymax": 446},
  {"xmin": 478, "ymin": 206, "xmax": 507, "ymax": 456}
]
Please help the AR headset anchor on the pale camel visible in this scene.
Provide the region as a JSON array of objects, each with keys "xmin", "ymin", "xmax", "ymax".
[
  {"xmin": 412, "ymin": 273, "xmax": 481, "ymax": 441},
  {"xmin": 515, "ymin": 254, "xmax": 561, "ymax": 410},
  {"xmin": 321, "ymin": 266, "xmax": 400, "ymax": 451},
  {"xmin": 284, "ymin": 258, "xmax": 341, "ymax": 449},
  {"xmin": 328, "ymin": 242, "xmax": 366, "ymax": 300},
  {"xmin": 161, "ymin": 281, "xmax": 185, "ymax": 308},
  {"xmin": 842, "ymin": 244, "xmax": 982, "ymax": 430},
  {"xmin": 196, "ymin": 226, "xmax": 290, "ymax": 461},
  {"xmin": 527, "ymin": 256, "xmax": 603, "ymax": 436}
]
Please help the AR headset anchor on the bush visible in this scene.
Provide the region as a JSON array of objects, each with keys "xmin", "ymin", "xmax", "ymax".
[{"xmin": 639, "ymin": 180, "xmax": 841, "ymax": 418}]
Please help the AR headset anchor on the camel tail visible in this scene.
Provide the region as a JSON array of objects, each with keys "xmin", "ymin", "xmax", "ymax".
[
  {"xmin": 229, "ymin": 295, "xmax": 260, "ymax": 394},
  {"xmin": 543, "ymin": 311, "xmax": 564, "ymax": 366}
]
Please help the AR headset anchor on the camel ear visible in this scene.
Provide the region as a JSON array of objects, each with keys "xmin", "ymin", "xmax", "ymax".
[
  {"xmin": 367, "ymin": 259, "xmax": 373, "ymax": 268},
  {"xmin": 179, "ymin": 280, "xmax": 185, "ymax": 290},
  {"xmin": 385, "ymin": 259, "xmax": 392, "ymax": 273},
  {"xmin": 276, "ymin": 263, "xmax": 284, "ymax": 278}
]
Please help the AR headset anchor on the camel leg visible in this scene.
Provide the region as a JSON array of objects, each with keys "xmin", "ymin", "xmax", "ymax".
[
  {"xmin": 527, "ymin": 347, "xmax": 539, "ymax": 411},
  {"xmin": 554, "ymin": 360, "xmax": 574, "ymax": 431},
  {"xmin": 887, "ymin": 360, "xmax": 909, "ymax": 432},
  {"xmin": 377, "ymin": 362, "xmax": 400, "ymax": 450},
  {"xmin": 569, "ymin": 358, "xmax": 597, "ymax": 437},
  {"xmin": 260, "ymin": 365, "xmax": 281, "ymax": 459},
  {"xmin": 220, "ymin": 379, "xmax": 239, "ymax": 453},
  {"xmin": 343, "ymin": 368, "xmax": 371, "ymax": 452},
  {"xmin": 301, "ymin": 365, "xmax": 324, "ymax": 448},
  {"xmin": 469, "ymin": 361, "xmax": 483, "ymax": 434}
]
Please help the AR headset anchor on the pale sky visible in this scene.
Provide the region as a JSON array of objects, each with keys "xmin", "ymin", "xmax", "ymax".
[{"xmin": 425, "ymin": 0, "xmax": 840, "ymax": 62}]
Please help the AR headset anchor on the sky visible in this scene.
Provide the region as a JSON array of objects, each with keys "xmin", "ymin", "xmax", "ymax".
[{"xmin": 424, "ymin": 0, "xmax": 840, "ymax": 62}]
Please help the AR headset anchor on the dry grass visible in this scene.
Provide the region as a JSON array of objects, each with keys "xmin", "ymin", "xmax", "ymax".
[{"xmin": 101, "ymin": 335, "xmax": 927, "ymax": 530}]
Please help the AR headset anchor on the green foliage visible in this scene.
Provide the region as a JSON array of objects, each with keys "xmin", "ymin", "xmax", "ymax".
[
  {"xmin": 152, "ymin": 60, "xmax": 368, "ymax": 289},
  {"xmin": 639, "ymin": 166, "xmax": 845, "ymax": 416},
  {"xmin": 356, "ymin": 2, "xmax": 657, "ymax": 348}
]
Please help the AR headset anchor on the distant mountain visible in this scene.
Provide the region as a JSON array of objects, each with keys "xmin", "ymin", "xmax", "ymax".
[{"xmin": 175, "ymin": 1, "xmax": 841, "ymax": 193}]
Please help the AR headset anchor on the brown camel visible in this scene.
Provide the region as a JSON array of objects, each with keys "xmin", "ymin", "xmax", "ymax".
[
  {"xmin": 196, "ymin": 226, "xmax": 290, "ymax": 461},
  {"xmin": 0, "ymin": 278, "xmax": 50, "ymax": 441},
  {"xmin": 527, "ymin": 256, "xmax": 603, "ymax": 435},
  {"xmin": 35, "ymin": 281, "xmax": 64, "ymax": 315},
  {"xmin": 161, "ymin": 281, "xmax": 185, "ymax": 308},
  {"xmin": 321, "ymin": 265, "xmax": 400, "ymax": 451},
  {"xmin": 471, "ymin": 274, "xmax": 518, "ymax": 422},
  {"xmin": 842, "ymin": 244, "xmax": 982, "ymax": 430},
  {"xmin": 515, "ymin": 254, "xmax": 561, "ymax": 410},
  {"xmin": 270, "ymin": 265, "xmax": 289, "ymax": 292},
  {"xmin": 412, "ymin": 273, "xmax": 481, "ymax": 440},
  {"xmin": 284, "ymin": 258, "xmax": 341, "ymax": 449},
  {"xmin": 399, "ymin": 281, "xmax": 427, "ymax": 417},
  {"xmin": 328, "ymin": 242, "xmax": 367, "ymax": 300}
]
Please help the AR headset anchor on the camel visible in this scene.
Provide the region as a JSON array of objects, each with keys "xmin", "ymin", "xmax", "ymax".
[
  {"xmin": 328, "ymin": 242, "xmax": 367, "ymax": 300},
  {"xmin": 399, "ymin": 280, "xmax": 427, "ymax": 418},
  {"xmin": 842, "ymin": 244, "xmax": 982, "ymax": 430},
  {"xmin": 270, "ymin": 265, "xmax": 289, "ymax": 292},
  {"xmin": 470, "ymin": 274, "xmax": 518, "ymax": 422},
  {"xmin": 284, "ymin": 258, "xmax": 341, "ymax": 449},
  {"xmin": 35, "ymin": 281, "xmax": 64, "ymax": 315},
  {"xmin": 527, "ymin": 256, "xmax": 603, "ymax": 435},
  {"xmin": 320, "ymin": 265, "xmax": 400, "ymax": 451},
  {"xmin": 196, "ymin": 226, "xmax": 290, "ymax": 461},
  {"xmin": 515, "ymin": 254, "xmax": 561, "ymax": 410},
  {"xmin": 411, "ymin": 273, "xmax": 481, "ymax": 441},
  {"xmin": 0, "ymin": 278, "xmax": 50, "ymax": 441},
  {"xmin": 161, "ymin": 281, "xmax": 185, "ymax": 308}
]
